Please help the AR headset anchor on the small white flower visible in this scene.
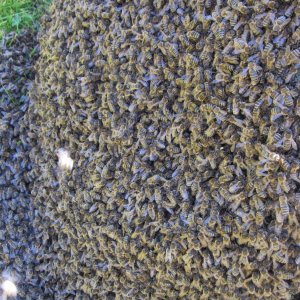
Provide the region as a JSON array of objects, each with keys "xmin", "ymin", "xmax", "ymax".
[
  {"xmin": 55, "ymin": 148, "xmax": 74, "ymax": 172},
  {"xmin": 1, "ymin": 279, "xmax": 18, "ymax": 297}
]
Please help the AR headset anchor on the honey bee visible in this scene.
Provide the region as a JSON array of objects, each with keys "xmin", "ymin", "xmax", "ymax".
[
  {"xmin": 281, "ymin": 87, "xmax": 294, "ymax": 107},
  {"xmin": 229, "ymin": 192, "xmax": 247, "ymax": 212},
  {"xmin": 273, "ymin": 250, "xmax": 289, "ymax": 265},
  {"xmin": 281, "ymin": 129, "xmax": 297, "ymax": 151},
  {"xmin": 266, "ymin": 124, "xmax": 281, "ymax": 146},
  {"xmin": 255, "ymin": 211, "xmax": 264, "ymax": 226},
  {"xmin": 184, "ymin": 53, "xmax": 199, "ymax": 68},
  {"xmin": 213, "ymin": 22, "xmax": 227, "ymax": 40},
  {"xmin": 291, "ymin": 26, "xmax": 300, "ymax": 41},
  {"xmin": 273, "ymin": 16, "xmax": 291, "ymax": 32},
  {"xmin": 248, "ymin": 63, "xmax": 263, "ymax": 86},
  {"xmin": 211, "ymin": 190, "xmax": 225, "ymax": 206},
  {"xmin": 219, "ymin": 187, "xmax": 231, "ymax": 200},
  {"xmin": 278, "ymin": 194, "xmax": 290, "ymax": 219},
  {"xmin": 229, "ymin": 180, "xmax": 244, "ymax": 193},
  {"xmin": 233, "ymin": 38, "xmax": 249, "ymax": 54},
  {"xmin": 179, "ymin": 34, "xmax": 191, "ymax": 49}
]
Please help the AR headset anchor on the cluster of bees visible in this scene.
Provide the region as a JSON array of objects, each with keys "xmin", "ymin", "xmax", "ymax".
[
  {"xmin": 0, "ymin": 31, "xmax": 45, "ymax": 298},
  {"xmin": 1, "ymin": 0, "xmax": 300, "ymax": 299}
]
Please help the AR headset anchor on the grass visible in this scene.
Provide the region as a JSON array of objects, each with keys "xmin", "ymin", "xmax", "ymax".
[{"xmin": 0, "ymin": 0, "xmax": 52, "ymax": 39}]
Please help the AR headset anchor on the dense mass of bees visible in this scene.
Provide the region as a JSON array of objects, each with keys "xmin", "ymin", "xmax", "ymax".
[
  {"xmin": 0, "ymin": 31, "xmax": 44, "ymax": 298},
  {"xmin": 1, "ymin": 0, "xmax": 300, "ymax": 298}
]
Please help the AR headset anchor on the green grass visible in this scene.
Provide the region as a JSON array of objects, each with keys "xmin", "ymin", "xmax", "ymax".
[{"xmin": 0, "ymin": 0, "xmax": 52, "ymax": 38}]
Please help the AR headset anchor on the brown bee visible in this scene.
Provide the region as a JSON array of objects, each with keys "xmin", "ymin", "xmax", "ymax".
[
  {"xmin": 278, "ymin": 195, "xmax": 290, "ymax": 219},
  {"xmin": 184, "ymin": 53, "xmax": 199, "ymax": 68},
  {"xmin": 233, "ymin": 38, "xmax": 249, "ymax": 54},
  {"xmin": 273, "ymin": 16, "xmax": 291, "ymax": 32},
  {"xmin": 229, "ymin": 192, "xmax": 247, "ymax": 212},
  {"xmin": 229, "ymin": 180, "xmax": 244, "ymax": 193},
  {"xmin": 255, "ymin": 211, "xmax": 264, "ymax": 226},
  {"xmin": 248, "ymin": 63, "xmax": 263, "ymax": 86},
  {"xmin": 187, "ymin": 30, "xmax": 200, "ymax": 42},
  {"xmin": 281, "ymin": 129, "xmax": 297, "ymax": 151}
]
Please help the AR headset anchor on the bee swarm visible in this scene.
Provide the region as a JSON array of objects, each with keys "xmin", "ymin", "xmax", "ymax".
[
  {"xmin": 2, "ymin": 0, "xmax": 300, "ymax": 299},
  {"xmin": 0, "ymin": 30, "xmax": 44, "ymax": 298}
]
